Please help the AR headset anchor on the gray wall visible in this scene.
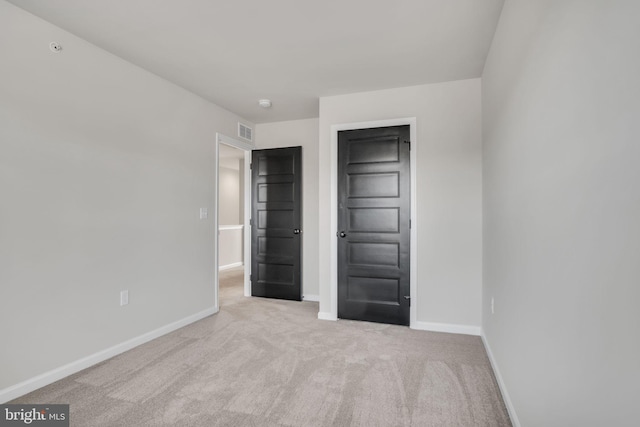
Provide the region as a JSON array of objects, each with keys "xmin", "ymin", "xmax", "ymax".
[
  {"xmin": 318, "ymin": 80, "xmax": 483, "ymax": 328},
  {"xmin": 218, "ymin": 164, "xmax": 241, "ymax": 225},
  {"xmin": 218, "ymin": 159, "xmax": 243, "ymax": 268},
  {"xmin": 482, "ymin": 1, "xmax": 640, "ymax": 425},
  {"xmin": 218, "ymin": 227, "xmax": 243, "ymax": 269},
  {"xmin": 254, "ymin": 118, "xmax": 320, "ymax": 299},
  {"xmin": 0, "ymin": 1, "xmax": 251, "ymax": 392}
]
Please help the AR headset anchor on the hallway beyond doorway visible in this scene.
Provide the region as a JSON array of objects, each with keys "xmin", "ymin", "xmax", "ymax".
[{"xmin": 219, "ymin": 266, "xmax": 244, "ymax": 306}]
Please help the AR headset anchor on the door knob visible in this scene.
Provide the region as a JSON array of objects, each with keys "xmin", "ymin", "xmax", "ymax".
[
  {"xmin": 339, "ymin": 231, "xmax": 347, "ymax": 238},
  {"xmin": 293, "ymin": 229, "xmax": 301, "ymax": 235}
]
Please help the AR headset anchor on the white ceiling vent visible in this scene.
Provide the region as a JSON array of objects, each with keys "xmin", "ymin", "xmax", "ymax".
[{"xmin": 238, "ymin": 123, "xmax": 253, "ymax": 142}]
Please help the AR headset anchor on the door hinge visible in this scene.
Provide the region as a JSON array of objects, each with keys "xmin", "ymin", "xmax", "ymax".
[
  {"xmin": 249, "ymin": 218, "xmax": 252, "ymax": 226},
  {"xmin": 404, "ymin": 140, "xmax": 411, "ymax": 150},
  {"xmin": 404, "ymin": 295, "xmax": 411, "ymax": 306},
  {"xmin": 250, "ymin": 274, "xmax": 252, "ymax": 282},
  {"xmin": 409, "ymin": 219, "xmax": 412, "ymax": 229},
  {"xmin": 249, "ymin": 162, "xmax": 252, "ymax": 170}
]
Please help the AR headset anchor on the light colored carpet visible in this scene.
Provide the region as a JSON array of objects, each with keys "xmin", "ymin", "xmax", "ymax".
[{"xmin": 13, "ymin": 268, "xmax": 511, "ymax": 426}]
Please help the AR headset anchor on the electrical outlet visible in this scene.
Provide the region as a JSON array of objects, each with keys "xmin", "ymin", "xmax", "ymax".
[
  {"xmin": 200, "ymin": 207, "xmax": 208, "ymax": 219},
  {"xmin": 120, "ymin": 290, "xmax": 129, "ymax": 306},
  {"xmin": 491, "ymin": 297, "xmax": 495, "ymax": 314}
]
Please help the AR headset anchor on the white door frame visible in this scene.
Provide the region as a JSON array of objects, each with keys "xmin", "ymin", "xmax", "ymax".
[
  {"xmin": 214, "ymin": 133, "xmax": 253, "ymax": 310},
  {"xmin": 329, "ymin": 118, "xmax": 418, "ymax": 327}
]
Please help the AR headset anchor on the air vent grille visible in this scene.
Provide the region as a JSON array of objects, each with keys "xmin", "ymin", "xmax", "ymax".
[{"xmin": 238, "ymin": 123, "xmax": 253, "ymax": 142}]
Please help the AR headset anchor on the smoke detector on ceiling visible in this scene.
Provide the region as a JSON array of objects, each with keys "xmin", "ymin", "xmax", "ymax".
[{"xmin": 258, "ymin": 99, "xmax": 272, "ymax": 108}]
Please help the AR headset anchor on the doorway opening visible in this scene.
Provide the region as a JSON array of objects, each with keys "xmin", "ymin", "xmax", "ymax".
[{"xmin": 215, "ymin": 134, "xmax": 253, "ymax": 309}]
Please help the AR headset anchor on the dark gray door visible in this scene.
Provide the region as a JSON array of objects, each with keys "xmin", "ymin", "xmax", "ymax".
[
  {"xmin": 337, "ymin": 126, "xmax": 410, "ymax": 325},
  {"xmin": 251, "ymin": 147, "xmax": 302, "ymax": 301}
]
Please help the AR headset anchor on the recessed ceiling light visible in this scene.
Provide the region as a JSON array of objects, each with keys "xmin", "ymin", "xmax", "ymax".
[{"xmin": 258, "ymin": 99, "xmax": 272, "ymax": 108}]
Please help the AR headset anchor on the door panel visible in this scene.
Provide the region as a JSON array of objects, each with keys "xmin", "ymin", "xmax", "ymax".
[
  {"xmin": 338, "ymin": 126, "xmax": 410, "ymax": 325},
  {"xmin": 258, "ymin": 210, "xmax": 294, "ymax": 229},
  {"xmin": 348, "ymin": 277, "xmax": 400, "ymax": 305},
  {"xmin": 251, "ymin": 147, "xmax": 302, "ymax": 301},
  {"xmin": 347, "ymin": 137, "xmax": 400, "ymax": 163},
  {"xmin": 349, "ymin": 242, "xmax": 400, "ymax": 267},
  {"xmin": 348, "ymin": 208, "xmax": 399, "ymax": 232},
  {"xmin": 348, "ymin": 173, "xmax": 399, "ymax": 198}
]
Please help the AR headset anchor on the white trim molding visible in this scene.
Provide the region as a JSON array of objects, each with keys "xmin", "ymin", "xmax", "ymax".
[
  {"xmin": 215, "ymin": 133, "xmax": 253, "ymax": 302},
  {"xmin": 302, "ymin": 294, "xmax": 319, "ymax": 302},
  {"xmin": 217, "ymin": 132, "xmax": 254, "ymax": 151},
  {"xmin": 219, "ymin": 262, "xmax": 244, "ymax": 271},
  {"xmin": 0, "ymin": 307, "xmax": 217, "ymax": 404},
  {"xmin": 412, "ymin": 321, "xmax": 481, "ymax": 336},
  {"xmin": 219, "ymin": 224, "xmax": 244, "ymax": 231},
  {"xmin": 481, "ymin": 332, "xmax": 521, "ymax": 427},
  {"xmin": 317, "ymin": 312, "xmax": 337, "ymax": 321}
]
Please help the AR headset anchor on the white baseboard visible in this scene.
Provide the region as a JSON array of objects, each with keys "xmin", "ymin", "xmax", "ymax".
[
  {"xmin": 481, "ymin": 331, "xmax": 521, "ymax": 427},
  {"xmin": 302, "ymin": 294, "xmax": 319, "ymax": 302},
  {"xmin": 0, "ymin": 306, "xmax": 218, "ymax": 404},
  {"xmin": 219, "ymin": 262, "xmax": 243, "ymax": 271},
  {"xmin": 317, "ymin": 311, "xmax": 337, "ymax": 321},
  {"xmin": 411, "ymin": 321, "xmax": 481, "ymax": 336}
]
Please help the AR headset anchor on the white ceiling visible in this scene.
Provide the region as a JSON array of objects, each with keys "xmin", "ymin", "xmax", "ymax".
[{"xmin": 8, "ymin": 0, "xmax": 505, "ymax": 124}]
